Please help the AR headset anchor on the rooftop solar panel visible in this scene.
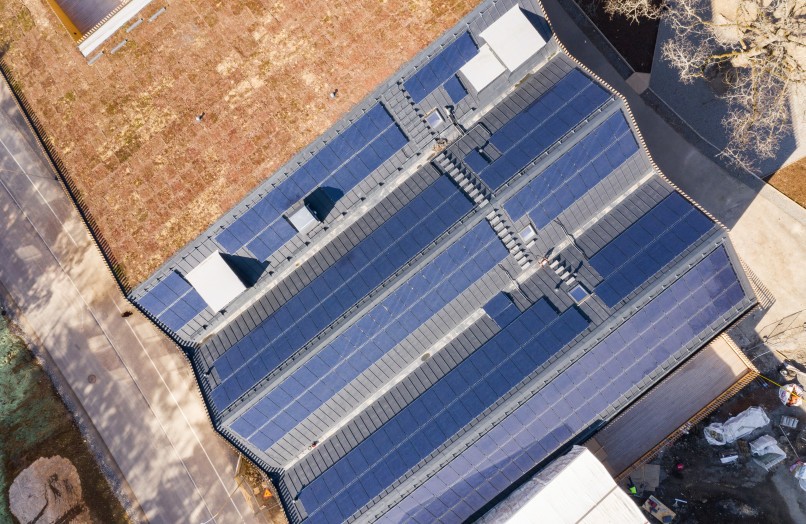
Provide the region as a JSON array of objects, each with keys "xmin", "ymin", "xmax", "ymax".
[
  {"xmin": 235, "ymin": 220, "xmax": 509, "ymax": 450},
  {"xmin": 298, "ymin": 300, "xmax": 589, "ymax": 523},
  {"xmin": 444, "ymin": 75, "xmax": 469, "ymax": 104},
  {"xmin": 128, "ymin": 13, "xmax": 755, "ymax": 520},
  {"xmin": 135, "ymin": 271, "xmax": 208, "ymax": 332},
  {"xmin": 590, "ymin": 192, "xmax": 715, "ymax": 307},
  {"xmin": 502, "ymin": 112, "xmax": 639, "ymax": 228},
  {"xmin": 404, "ymin": 32, "xmax": 479, "ymax": 103},
  {"xmin": 214, "ymin": 104, "xmax": 407, "ymax": 261},
  {"xmin": 210, "ymin": 175, "xmax": 473, "ymax": 411},
  {"xmin": 483, "ymin": 293, "xmax": 520, "ymax": 328},
  {"xmin": 382, "ymin": 246, "xmax": 748, "ymax": 523},
  {"xmin": 476, "ymin": 69, "xmax": 610, "ymax": 190}
]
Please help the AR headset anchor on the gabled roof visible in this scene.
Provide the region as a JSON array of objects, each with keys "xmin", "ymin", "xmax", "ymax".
[{"xmin": 130, "ymin": 1, "xmax": 757, "ymax": 523}]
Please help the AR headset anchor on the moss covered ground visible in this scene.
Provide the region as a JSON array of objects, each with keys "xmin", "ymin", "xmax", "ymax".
[{"xmin": 0, "ymin": 316, "xmax": 128, "ymax": 523}]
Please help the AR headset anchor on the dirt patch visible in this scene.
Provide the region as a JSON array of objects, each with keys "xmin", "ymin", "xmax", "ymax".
[
  {"xmin": 0, "ymin": 0, "xmax": 479, "ymax": 285},
  {"xmin": 573, "ymin": 0, "xmax": 660, "ymax": 72},
  {"xmin": 0, "ymin": 316, "xmax": 128, "ymax": 523},
  {"xmin": 9, "ymin": 456, "xmax": 90, "ymax": 524},
  {"xmin": 766, "ymin": 157, "xmax": 806, "ymax": 209},
  {"xmin": 638, "ymin": 381, "xmax": 806, "ymax": 523}
]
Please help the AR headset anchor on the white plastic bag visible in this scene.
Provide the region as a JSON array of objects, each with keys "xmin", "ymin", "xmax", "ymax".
[{"xmin": 704, "ymin": 407, "xmax": 770, "ymax": 445}]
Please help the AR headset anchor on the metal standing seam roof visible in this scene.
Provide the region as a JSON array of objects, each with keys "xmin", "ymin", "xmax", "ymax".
[{"xmin": 129, "ymin": 1, "xmax": 757, "ymax": 523}]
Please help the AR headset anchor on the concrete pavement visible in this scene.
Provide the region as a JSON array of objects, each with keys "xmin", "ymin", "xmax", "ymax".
[
  {"xmin": 0, "ymin": 79, "xmax": 257, "ymax": 522},
  {"xmin": 542, "ymin": 0, "xmax": 806, "ymax": 326}
]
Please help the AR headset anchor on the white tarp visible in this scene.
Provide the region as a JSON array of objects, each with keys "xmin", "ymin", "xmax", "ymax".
[
  {"xmin": 750, "ymin": 434, "xmax": 787, "ymax": 471},
  {"xmin": 185, "ymin": 250, "xmax": 246, "ymax": 312},
  {"xmin": 704, "ymin": 406, "xmax": 770, "ymax": 445},
  {"xmin": 793, "ymin": 463, "xmax": 806, "ymax": 491},
  {"xmin": 459, "ymin": 44, "xmax": 507, "ymax": 92},
  {"xmin": 479, "ymin": 6, "xmax": 546, "ymax": 71}
]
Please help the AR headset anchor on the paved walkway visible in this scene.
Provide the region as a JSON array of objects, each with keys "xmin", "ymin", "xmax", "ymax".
[
  {"xmin": 542, "ymin": 0, "xmax": 806, "ymax": 326},
  {"xmin": 0, "ymin": 82, "xmax": 256, "ymax": 522}
]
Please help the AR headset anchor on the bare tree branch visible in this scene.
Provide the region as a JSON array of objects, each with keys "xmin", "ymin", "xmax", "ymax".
[{"xmin": 606, "ymin": 0, "xmax": 806, "ymax": 171}]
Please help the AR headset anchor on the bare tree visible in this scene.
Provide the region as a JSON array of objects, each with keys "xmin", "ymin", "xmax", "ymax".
[
  {"xmin": 607, "ymin": 0, "xmax": 806, "ymax": 171},
  {"xmin": 604, "ymin": 0, "xmax": 662, "ymax": 23}
]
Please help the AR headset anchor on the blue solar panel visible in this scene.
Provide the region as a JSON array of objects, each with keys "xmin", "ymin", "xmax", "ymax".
[
  {"xmin": 464, "ymin": 148, "xmax": 490, "ymax": 174},
  {"xmin": 483, "ymin": 293, "xmax": 520, "ymax": 328},
  {"xmin": 383, "ymin": 247, "xmax": 748, "ymax": 523},
  {"xmin": 477, "ymin": 70, "xmax": 610, "ymax": 190},
  {"xmin": 502, "ymin": 113, "xmax": 639, "ymax": 228},
  {"xmin": 590, "ymin": 192, "xmax": 715, "ymax": 307},
  {"xmin": 404, "ymin": 33, "xmax": 479, "ymax": 103},
  {"xmin": 238, "ymin": 221, "xmax": 508, "ymax": 448},
  {"xmin": 297, "ymin": 301, "xmax": 589, "ymax": 523},
  {"xmin": 213, "ymin": 104, "xmax": 408, "ymax": 261},
  {"xmin": 135, "ymin": 271, "xmax": 208, "ymax": 332},
  {"xmin": 444, "ymin": 75, "xmax": 469, "ymax": 104},
  {"xmin": 211, "ymin": 175, "xmax": 473, "ymax": 411}
]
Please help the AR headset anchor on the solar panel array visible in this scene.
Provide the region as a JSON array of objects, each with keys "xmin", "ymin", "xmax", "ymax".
[
  {"xmin": 215, "ymin": 103, "xmax": 408, "ymax": 262},
  {"xmin": 232, "ymin": 220, "xmax": 508, "ymax": 450},
  {"xmin": 444, "ymin": 75, "xmax": 470, "ymax": 104},
  {"xmin": 210, "ymin": 175, "xmax": 473, "ymax": 410},
  {"xmin": 469, "ymin": 69, "xmax": 610, "ymax": 191},
  {"xmin": 482, "ymin": 292, "xmax": 520, "ymax": 328},
  {"xmin": 590, "ymin": 192, "xmax": 715, "ymax": 307},
  {"xmin": 502, "ymin": 112, "xmax": 639, "ymax": 229},
  {"xmin": 403, "ymin": 32, "xmax": 478, "ymax": 103},
  {"xmin": 381, "ymin": 246, "xmax": 748, "ymax": 523},
  {"xmin": 297, "ymin": 299, "xmax": 589, "ymax": 523},
  {"xmin": 127, "ymin": 8, "xmax": 756, "ymax": 522},
  {"xmin": 136, "ymin": 271, "xmax": 208, "ymax": 332}
]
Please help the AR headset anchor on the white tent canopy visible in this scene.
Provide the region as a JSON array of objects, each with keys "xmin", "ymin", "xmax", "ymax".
[
  {"xmin": 185, "ymin": 251, "xmax": 247, "ymax": 312},
  {"xmin": 459, "ymin": 44, "xmax": 507, "ymax": 92},
  {"xmin": 479, "ymin": 6, "xmax": 547, "ymax": 72}
]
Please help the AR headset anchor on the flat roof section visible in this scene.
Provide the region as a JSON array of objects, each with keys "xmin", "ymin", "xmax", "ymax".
[{"xmin": 585, "ymin": 334, "xmax": 758, "ymax": 478}]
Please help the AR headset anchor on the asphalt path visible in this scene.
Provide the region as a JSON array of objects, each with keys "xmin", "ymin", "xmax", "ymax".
[{"xmin": 0, "ymin": 78, "xmax": 256, "ymax": 523}]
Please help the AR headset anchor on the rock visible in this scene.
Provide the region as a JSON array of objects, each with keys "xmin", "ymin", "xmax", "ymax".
[{"xmin": 9, "ymin": 455, "xmax": 91, "ymax": 524}]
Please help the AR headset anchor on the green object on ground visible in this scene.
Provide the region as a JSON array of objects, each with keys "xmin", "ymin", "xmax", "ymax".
[{"xmin": 0, "ymin": 316, "xmax": 129, "ymax": 522}]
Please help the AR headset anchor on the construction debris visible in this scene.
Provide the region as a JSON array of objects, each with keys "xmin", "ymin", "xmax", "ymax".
[
  {"xmin": 779, "ymin": 383, "xmax": 804, "ymax": 407},
  {"xmin": 704, "ymin": 406, "xmax": 770, "ymax": 445},
  {"xmin": 780, "ymin": 415, "xmax": 800, "ymax": 430},
  {"xmin": 750, "ymin": 435, "xmax": 787, "ymax": 471},
  {"xmin": 631, "ymin": 463, "xmax": 661, "ymax": 492},
  {"xmin": 642, "ymin": 495, "xmax": 677, "ymax": 523}
]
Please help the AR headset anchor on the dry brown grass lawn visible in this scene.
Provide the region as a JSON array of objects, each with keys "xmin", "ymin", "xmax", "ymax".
[
  {"xmin": 0, "ymin": 0, "xmax": 478, "ymax": 284},
  {"xmin": 767, "ymin": 157, "xmax": 806, "ymax": 209}
]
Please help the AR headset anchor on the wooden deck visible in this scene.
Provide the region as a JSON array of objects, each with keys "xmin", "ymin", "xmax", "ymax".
[{"xmin": 586, "ymin": 334, "xmax": 758, "ymax": 479}]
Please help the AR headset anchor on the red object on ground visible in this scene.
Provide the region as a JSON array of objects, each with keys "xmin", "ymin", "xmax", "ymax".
[{"xmin": 676, "ymin": 463, "xmax": 684, "ymax": 471}]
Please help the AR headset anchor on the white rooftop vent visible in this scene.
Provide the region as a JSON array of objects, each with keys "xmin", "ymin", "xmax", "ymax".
[
  {"xmin": 459, "ymin": 44, "xmax": 506, "ymax": 92},
  {"xmin": 287, "ymin": 205, "xmax": 319, "ymax": 233},
  {"xmin": 185, "ymin": 250, "xmax": 247, "ymax": 312},
  {"xmin": 479, "ymin": 7, "xmax": 547, "ymax": 72}
]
